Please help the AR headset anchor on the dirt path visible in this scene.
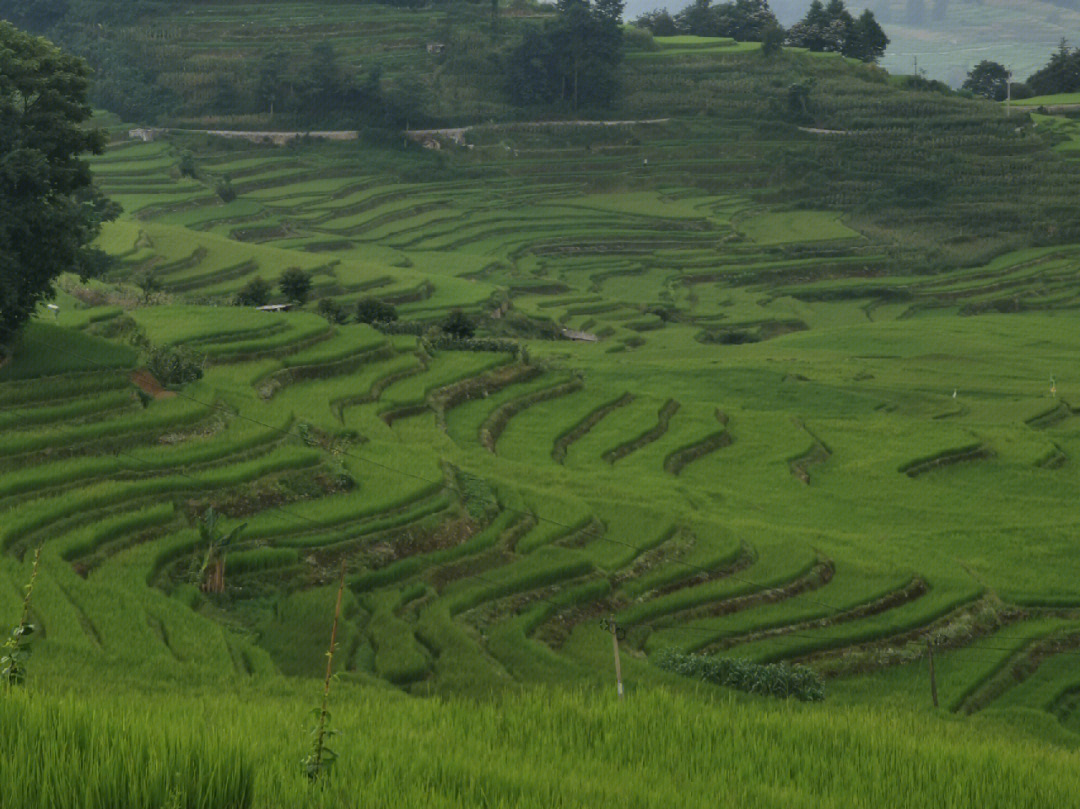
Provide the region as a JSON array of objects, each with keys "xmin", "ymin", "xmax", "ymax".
[
  {"xmin": 130, "ymin": 369, "xmax": 175, "ymax": 399},
  {"xmin": 131, "ymin": 119, "xmax": 672, "ymax": 146},
  {"xmin": 407, "ymin": 118, "xmax": 671, "ymax": 144},
  {"xmin": 798, "ymin": 126, "xmax": 861, "ymax": 136}
]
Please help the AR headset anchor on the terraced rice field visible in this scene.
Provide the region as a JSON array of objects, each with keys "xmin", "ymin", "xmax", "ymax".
[{"xmin": 7, "ymin": 42, "xmax": 1080, "ymax": 761}]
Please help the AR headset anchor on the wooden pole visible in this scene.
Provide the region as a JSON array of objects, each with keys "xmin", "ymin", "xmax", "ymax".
[
  {"xmin": 927, "ymin": 638, "xmax": 939, "ymax": 708},
  {"xmin": 609, "ymin": 617, "xmax": 624, "ymax": 700}
]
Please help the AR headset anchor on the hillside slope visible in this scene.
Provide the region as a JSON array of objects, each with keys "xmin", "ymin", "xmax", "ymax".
[{"xmin": 4, "ymin": 26, "xmax": 1080, "ymax": 807}]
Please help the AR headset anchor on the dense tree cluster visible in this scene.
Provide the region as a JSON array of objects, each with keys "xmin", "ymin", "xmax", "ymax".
[
  {"xmin": 634, "ymin": 0, "xmax": 885, "ymax": 63},
  {"xmin": 504, "ymin": 0, "xmax": 625, "ymax": 109},
  {"xmin": 785, "ymin": 0, "xmax": 888, "ymax": 63},
  {"xmin": 1026, "ymin": 40, "xmax": 1080, "ymax": 97},
  {"xmin": 635, "ymin": 0, "xmax": 779, "ymax": 41},
  {"xmin": 0, "ymin": 21, "xmax": 116, "ymax": 347},
  {"xmin": 0, "ymin": 2, "xmax": 414, "ymax": 127},
  {"xmin": 962, "ymin": 61, "xmax": 1012, "ymax": 102}
]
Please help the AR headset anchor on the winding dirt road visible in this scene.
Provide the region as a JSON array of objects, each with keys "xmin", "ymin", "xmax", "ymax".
[{"xmin": 130, "ymin": 118, "xmax": 672, "ymax": 146}]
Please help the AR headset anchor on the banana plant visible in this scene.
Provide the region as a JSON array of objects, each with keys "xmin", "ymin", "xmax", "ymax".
[{"xmin": 197, "ymin": 507, "xmax": 246, "ymax": 594}]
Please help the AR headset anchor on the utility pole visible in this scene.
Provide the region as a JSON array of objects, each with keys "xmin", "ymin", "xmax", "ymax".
[
  {"xmin": 1006, "ymin": 70, "xmax": 1013, "ymax": 118},
  {"xmin": 927, "ymin": 637, "xmax": 939, "ymax": 708},
  {"xmin": 603, "ymin": 617, "xmax": 625, "ymax": 699}
]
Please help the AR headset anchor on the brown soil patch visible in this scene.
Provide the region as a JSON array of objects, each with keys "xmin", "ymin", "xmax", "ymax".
[{"xmin": 130, "ymin": 369, "xmax": 175, "ymax": 399}]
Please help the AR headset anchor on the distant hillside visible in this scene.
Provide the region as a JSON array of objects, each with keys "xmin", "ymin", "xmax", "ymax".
[
  {"xmin": 1, "ymin": 0, "xmax": 534, "ymax": 126},
  {"xmin": 628, "ymin": 0, "xmax": 1080, "ymax": 86}
]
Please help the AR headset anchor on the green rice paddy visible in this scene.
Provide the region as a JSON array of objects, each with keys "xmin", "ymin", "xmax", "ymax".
[{"xmin": 5, "ymin": 29, "xmax": 1080, "ymax": 806}]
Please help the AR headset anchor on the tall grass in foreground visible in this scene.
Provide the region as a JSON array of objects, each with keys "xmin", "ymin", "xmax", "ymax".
[
  {"xmin": 0, "ymin": 692, "xmax": 252, "ymax": 809},
  {"xmin": 11, "ymin": 684, "xmax": 1080, "ymax": 808}
]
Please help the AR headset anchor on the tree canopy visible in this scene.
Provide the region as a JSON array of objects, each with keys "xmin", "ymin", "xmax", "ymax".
[
  {"xmin": 962, "ymin": 61, "xmax": 1010, "ymax": 102},
  {"xmin": 504, "ymin": 0, "xmax": 625, "ymax": 109},
  {"xmin": 635, "ymin": 0, "xmax": 779, "ymax": 41},
  {"xmin": 0, "ymin": 21, "xmax": 114, "ymax": 348},
  {"xmin": 1027, "ymin": 40, "xmax": 1080, "ymax": 97},
  {"xmin": 785, "ymin": 0, "xmax": 887, "ymax": 63}
]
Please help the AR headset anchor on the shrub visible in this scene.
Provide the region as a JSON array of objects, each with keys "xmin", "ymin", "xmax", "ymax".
[
  {"xmin": 761, "ymin": 24, "xmax": 785, "ymax": 57},
  {"xmin": 178, "ymin": 150, "xmax": 196, "ymax": 178},
  {"xmin": 356, "ymin": 296, "xmax": 398, "ymax": 324},
  {"xmin": 442, "ymin": 309, "xmax": 476, "ymax": 339},
  {"xmin": 146, "ymin": 345, "xmax": 205, "ymax": 388},
  {"xmin": 372, "ymin": 320, "xmax": 427, "ymax": 336},
  {"xmin": 317, "ymin": 297, "xmax": 349, "ymax": 324},
  {"xmin": 655, "ymin": 648, "xmax": 825, "ymax": 702},
  {"xmin": 623, "ymin": 25, "xmax": 657, "ymax": 52},
  {"xmin": 215, "ymin": 175, "xmax": 236, "ymax": 203},
  {"xmin": 424, "ymin": 335, "xmax": 519, "ymax": 353},
  {"xmin": 279, "ymin": 268, "xmax": 312, "ymax": 304},
  {"xmin": 131, "ymin": 269, "xmax": 161, "ymax": 303},
  {"xmin": 235, "ymin": 277, "xmax": 271, "ymax": 307}
]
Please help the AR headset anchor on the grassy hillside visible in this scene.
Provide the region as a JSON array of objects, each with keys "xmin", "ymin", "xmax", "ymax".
[
  {"xmin": 40, "ymin": 0, "xmax": 533, "ymax": 126},
  {"xmin": 756, "ymin": 0, "xmax": 1080, "ymax": 85},
  {"xmin": 5, "ymin": 29, "xmax": 1080, "ymax": 807}
]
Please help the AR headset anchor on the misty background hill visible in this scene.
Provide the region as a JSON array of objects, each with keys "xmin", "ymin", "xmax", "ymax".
[{"xmin": 625, "ymin": 0, "xmax": 1080, "ymax": 85}]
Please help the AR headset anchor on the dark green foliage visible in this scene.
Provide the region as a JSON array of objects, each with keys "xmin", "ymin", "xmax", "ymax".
[
  {"xmin": 0, "ymin": 22, "xmax": 115, "ymax": 348},
  {"xmin": 655, "ymin": 648, "xmax": 825, "ymax": 701},
  {"xmin": 633, "ymin": 9, "xmax": 679, "ymax": 36},
  {"xmin": 963, "ymin": 61, "xmax": 1011, "ymax": 101},
  {"xmin": 317, "ymin": 298, "xmax": 349, "ymax": 324},
  {"xmin": 132, "ymin": 269, "xmax": 161, "ymax": 303},
  {"xmin": 623, "ymin": 25, "xmax": 657, "ymax": 52},
  {"xmin": 216, "ymin": 175, "xmax": 237, "ymax": 203},
  {"xmin": 845, "ymin": 9, "xmax": 888, "ymax": 63},
  {"xmin": 0, "ymin": 0, "xmax": 67, "ymax": 33},
  {"xmin": 425, "ymin": 335, "xmax": 519, "ymax": 353},
  {"xmin": 761, "ymin": 22, "xmax": 785, "ymax": 57},
  {"xmin": 647, "ymin": 0, "xmax": 779, "ymax": 40},
  {"xmin": 28, "ymin": 9, "xmax": 407, "ymax": 128},
  {"xmin": 903, "ymin": 74, "xmax": 952, "ymax": 94},
  {"xmin": 455, "ymin": 470, "xmax": 498, "ymax": 520},
  {"xmin": 235, "ymin": 277, "xmax": 272, "ymax": 308},
  {"xmin": 786, "ymin": 0, "xmax": 887, "ymax": 63},
  {"xmin": 280, "ymin": 268, "xmax": 313, "ymax": 304},
  {"xmin": 1027, "ymin": 39, "xmax": 1080, "ymax": 96},
  {"xmin": 197, "ymin": 507, "xmax": 246, "ymax": 593},
  {"xmin": 504, "ymin": 0, "xmax": 625, "ymax": 109},
  {"xmin": 146, "ymin": 345, "xmax": 204, "ymax": 388},
  {"xmin": 1, "ymin": 547, "xmax": 40, "ymax": 688},
  {"xmin": 372, "ymin": 320, "xmax": 428, "ymax": 336},
  {"xmin": 786, "ymin": 78, "xmax": 815, "ymax": 120},
  {"xmin": 442, "ymin": 309, "xmax": 476, "ymax": 339},
  {"xmin": 355, "ymin": 297, "xmax": 398, "ymax": 324},
  {"xmin": 178, "ymin": 150, "xmax": 196, "ymax": 178}
]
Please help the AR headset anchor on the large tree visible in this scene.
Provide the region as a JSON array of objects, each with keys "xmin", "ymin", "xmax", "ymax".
[
  {"xmin": 787, "ymin": 0, "xmax": 886, "ymax": 63},
  {"xmin": 1028, "ymin": 40, "xmax": 1080, "ymax": 97},
  {"xmin": 963, "ymin": 60, "xmax": 1010, "ymax": 101},
  {"xmin": 0, "ymin": 22, "xmax": 115, "ymax": 349},
  {"xmin": 640, "ymin": 0, "xmax": 779, "ymax": 40},
  {"xmin": 845, "ymin": 9, "xmax": 888, "ymax": 63}
]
